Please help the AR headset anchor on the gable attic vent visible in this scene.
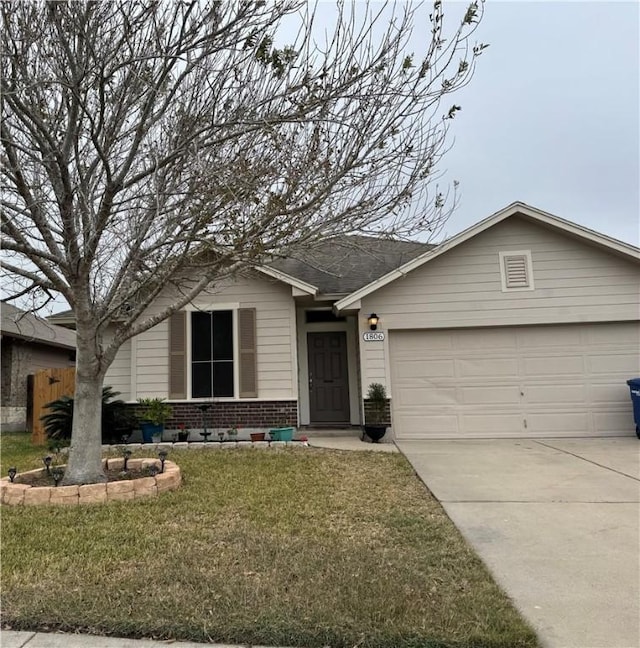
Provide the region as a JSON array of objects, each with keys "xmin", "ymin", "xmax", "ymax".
[{"xmin": 499, "ymin": 251, "xmax": 534, "ymax": 291}]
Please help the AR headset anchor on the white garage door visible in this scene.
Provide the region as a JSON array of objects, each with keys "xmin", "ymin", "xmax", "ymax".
[{"xmin": 389, "ymin": 322, "xmax": 640, "ymax": 439}]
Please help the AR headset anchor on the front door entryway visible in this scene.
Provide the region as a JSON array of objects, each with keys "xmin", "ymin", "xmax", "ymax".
[{"xmin": 307, "ymin": 331, "xmax": 350, "ymax": 424}]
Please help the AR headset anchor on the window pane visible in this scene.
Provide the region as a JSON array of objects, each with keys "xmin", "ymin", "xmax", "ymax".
[
  {"xmin": 192, "ymin": 363, "xmax": 212, "ymax": 398},
  {"xmin": 192, "ymin": 312, "xmax": 212, "ymax": 361},
  {"xmin": 213, "ymin": 311, "xmax": 233, "ymax": 361},
  {"xmin": 213, "ymin": 362, "xmax": 234, "ymax": 397}
]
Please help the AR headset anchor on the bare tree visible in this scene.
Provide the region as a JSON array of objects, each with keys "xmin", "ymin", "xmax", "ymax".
[{"xmin": 1, "ymin": 0, "xmax": 486, "ymax": 484}]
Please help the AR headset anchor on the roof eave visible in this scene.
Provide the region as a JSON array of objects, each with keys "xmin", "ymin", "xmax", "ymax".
[
  {"xmin": 257, "ymin": 265, "xmax": 318, "ymax": 296},
  {"xmin": 1, "ymin": 330, "xmax": 76, "ymax": 350}
]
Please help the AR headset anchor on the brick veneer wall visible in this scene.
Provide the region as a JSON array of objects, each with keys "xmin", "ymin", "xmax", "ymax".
[{"xmin": 127, "ymin": 400, "xmax": 298, "ymax": 429}]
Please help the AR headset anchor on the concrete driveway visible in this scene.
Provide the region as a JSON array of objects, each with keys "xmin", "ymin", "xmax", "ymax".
[{"xmin": 397, "ymin": 437, "xmax": 640, "ymax": 648}]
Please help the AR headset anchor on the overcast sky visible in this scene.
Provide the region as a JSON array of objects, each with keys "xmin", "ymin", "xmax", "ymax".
[{"xmin": 432, "ymin": 0, "xmax": 639, "ymax": 245}]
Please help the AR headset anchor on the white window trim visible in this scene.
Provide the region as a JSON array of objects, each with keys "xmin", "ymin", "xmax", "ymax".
[
  {"xmin": 499, "ymin": 250, "xmax": 535, "ymax": 292},
  {"xmin": 185, "ymin": 303, "xmax": 240, "ymax": 400}
]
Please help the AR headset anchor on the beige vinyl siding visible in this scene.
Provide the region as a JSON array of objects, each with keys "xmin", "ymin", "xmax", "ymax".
[
  {"xmin": 134, "ymin": 272, "xmax": 296, "ymax": 400},
  {"xmin": 103, "ymin": 337, "xmax": 131, "ymax": 400},
  {"xmin": 359, "ymin": 217, "xmax": 640, "ymax": 393}
]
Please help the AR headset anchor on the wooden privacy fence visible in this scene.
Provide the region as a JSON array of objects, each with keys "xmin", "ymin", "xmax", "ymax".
[{"xmin": 30, "ymin": 367, "xmax": 76, "ymax": 445}]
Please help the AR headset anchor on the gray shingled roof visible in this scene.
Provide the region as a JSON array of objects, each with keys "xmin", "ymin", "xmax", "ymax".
[
  {"xmin": 269, "ymin": 235, "xmax": 431, "ymax": 295},
  {"xmin": 1, "ymin": 303, "xmax": 76, "ymax": 349},
  {"xmin": 46, "ymin": 235, "xmax": 432, "ymax": 324}
]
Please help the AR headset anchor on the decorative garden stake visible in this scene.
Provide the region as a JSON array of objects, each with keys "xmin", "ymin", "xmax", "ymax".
[
  {"xmin": 43, "ymin": 455, "xmax": 52, "ymax": 475},
  {"xmin": 198, "ymin": 404, "xmax": 211, "ymax": 442},
  {"xmin": 52, "ymin": 467, "xmax": 64, "ymax": 486},
  {"xmin": 123, "ymin": 449, "xmax": 132, "ymax": 471},
  {"xmin": 158, "ymin": 449, "xmax": 168, "ymax": 473},
  {"xmin": 8, "ymin": 467, "xmax": 17, "ymax": 483},
  {"xmin": 218, "ymin": 431, "xmax": 225, "ymax": 443}
]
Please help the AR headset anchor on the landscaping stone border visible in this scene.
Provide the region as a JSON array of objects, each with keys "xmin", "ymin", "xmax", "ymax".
[
  {"xmin": 99, "ymin": 440, "xmax": 309, "ymax": 453},
  {"xmin": 0, "ymin": 459, "xmax": 181, "ymax": 507}
]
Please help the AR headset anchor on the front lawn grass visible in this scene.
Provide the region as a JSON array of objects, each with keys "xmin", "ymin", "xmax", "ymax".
[{"xmin": 1, "ymin": 435, "xmax": 538, "ymax": 647}]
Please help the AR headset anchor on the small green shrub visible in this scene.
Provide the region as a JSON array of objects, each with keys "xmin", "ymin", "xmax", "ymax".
[
  {"xmin": 366, "ymin": 382, "xmax": 388, "ymax": 423},
  {"xmin": 41, "ymin": 386, "xmax": 136, "ymax": 445},
  {"xmin": 136, "ymin": 398, "xmax": 173, "ymax": 426}
]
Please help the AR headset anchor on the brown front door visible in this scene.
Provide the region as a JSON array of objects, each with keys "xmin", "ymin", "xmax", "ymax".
[{"xmin": 308, "ymin": 331, "xmax": 350, "ymax": 424}]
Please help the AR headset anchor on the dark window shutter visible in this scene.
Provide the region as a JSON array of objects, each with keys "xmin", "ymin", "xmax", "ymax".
[
  {"xmin": 238, "ymin": 308, "xmax": 257, "ymax": 398},
  {"xmin": 168, "ymin": 311, "xmax": 187, "ymax": 399}
]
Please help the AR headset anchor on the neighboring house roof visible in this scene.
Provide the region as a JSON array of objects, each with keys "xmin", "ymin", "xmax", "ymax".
[
  {"xmin": 335, "ymin": 201, "xmax": 640, "ymax": 312},
  {"xmin": 1, "ymin": 303, "xmax": 76, "ymax": 349},
  {"xmin": 268, "ymin": 235, "xmax": 430, "ymax": 295}
]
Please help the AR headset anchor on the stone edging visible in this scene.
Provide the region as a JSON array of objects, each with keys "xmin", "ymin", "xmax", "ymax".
[
  {"xmin": 0, "ymin": 459, "xmax": 181, "ymax": 507},
  {"xmin": 97, "ymin": 440, "xmax": 309, "ymax": 453}
]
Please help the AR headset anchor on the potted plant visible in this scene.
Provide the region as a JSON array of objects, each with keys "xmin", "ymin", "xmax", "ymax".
[
  {"xmin": 137, "ymin": 398, "xmax": 173, "ymax": 443},
  {"xmin": 176, "ymin": 423, "xmax": 189, "ymax": 443},
  {"xmin": 269, "ymin": 422, "xmax": 294, "ymax": 442},
  {"xmin": 250, "ymin": 431, "xmax": 266, "ymax": 442},
  {"xmin": 227, "ymin": 425, "xmax": 238, "ymax": 441},
  {"xmin": 363, "ymin": 383, "xmax": 388, "ymax": 443}
]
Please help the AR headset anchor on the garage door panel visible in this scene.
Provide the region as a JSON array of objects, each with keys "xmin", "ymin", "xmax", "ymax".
[
  {"xmin": 586, "ymin": 354, "xmax": 639, "ymax": 374},
  {"xmin": 522, "ymin": 355, "xmax": 585, "ymax": 376},
  {"xmin": 399, "ymin": 414, "xmax": 459, "ymax": 436},
  {"xmin": 460, "ymin": 385, "xmax": 522, "ymax": 405},
  {"xmin": 395, "ymin": 359, "xmax": 455, "ymax": 379},
  {"xmin": 590, "ymin": 384, "xmax": 631, "ymax": 404},
  {"xmin": 398, "ymin": 386, "xmax": 457, "ymax": 406},
  {"xmin": 390, "ymin": 322, "xmax": 640, "ymax": 439},
  {"xmin": 517, "ymin": 326, "xmax": 584, "ymax": 348},
  {"xmin": 593, "ymin": 410, "xmax": 635, "ymax": 432},
  {"xmin": 397, "ymin": 330, "xmax": 452, "ymax": 351},
  {"xmin": 588, "ymin": 324, "xmax": 640, "ymax": 345},
  {"xmin": 525, "ymin": 384, "xmax": 587, "ymax": 404},
  {"xmin": 526, "ymin": 412, "xmax": 590, "ymax": 434},
  {"xmin": 455, "ymin": 329, "xmax": 518, "ymax": 351},
  {"xmin": 461, "ymin": 413, "xmax": 524, "ymax": 434},
  {"xmin": 457, "ymin": 358, "xmax": 519, "ymax": 378}
]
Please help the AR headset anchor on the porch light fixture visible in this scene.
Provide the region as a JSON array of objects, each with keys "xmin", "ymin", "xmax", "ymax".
[{"xmin": 367, "ymin": 313, "xmax": 379, "ymax": 331}]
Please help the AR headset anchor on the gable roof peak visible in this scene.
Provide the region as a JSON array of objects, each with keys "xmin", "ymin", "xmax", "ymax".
[{"xmin": 335, "ymin": 201, "xmax": 640, "ymax": 311}]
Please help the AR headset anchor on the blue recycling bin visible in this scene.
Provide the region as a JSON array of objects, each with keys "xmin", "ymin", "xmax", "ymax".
[{"xmin": 625, "ymin": 378, "xmax": 640, "ymax": 439}]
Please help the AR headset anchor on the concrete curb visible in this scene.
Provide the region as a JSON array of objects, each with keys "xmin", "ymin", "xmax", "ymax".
[{"xmin": 1, "ymin": 630, "xmax": 295, "ymax": 648}]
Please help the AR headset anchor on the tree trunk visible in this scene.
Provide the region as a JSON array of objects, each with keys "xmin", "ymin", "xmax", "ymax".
[{"xmin": 62, "ymin": 326, "xmax": 107, "ymax": 485}]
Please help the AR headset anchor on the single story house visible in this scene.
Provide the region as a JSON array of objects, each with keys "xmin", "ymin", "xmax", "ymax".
[
  {"xmin": 1, "ymin": 303, "xmax": 77, "ymax": 432},
  {"xmin": 51, "ymin": 201, "xmax": 640, "ymax": 439}
]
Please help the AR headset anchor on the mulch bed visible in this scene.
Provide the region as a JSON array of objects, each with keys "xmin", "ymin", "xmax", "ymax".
[{"xmin": 13, "ymin": 466, "xmax": 156, "ymax": 488}]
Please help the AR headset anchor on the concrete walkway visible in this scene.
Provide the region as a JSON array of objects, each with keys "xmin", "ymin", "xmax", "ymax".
[
  {"xmin": 308, "ymin": 434, "xmax": 397, "ymax": 452},
  {"xmin": 397, "ymin": 437, "xmax": 640, "ymax": 648}
]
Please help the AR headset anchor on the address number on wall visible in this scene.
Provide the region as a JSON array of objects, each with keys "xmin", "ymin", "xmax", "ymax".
[{"xmin": 363, "ymin": 331, "xmax": 385, "ymax": 342}]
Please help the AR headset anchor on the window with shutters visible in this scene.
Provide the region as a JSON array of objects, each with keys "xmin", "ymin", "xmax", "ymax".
[
  {"xmin": 191, "ymin": 310, "xmax": 234, "ymax": 397},
  {"xmin": 499, "ymin": 250, "xmax": 535, "ymax": 292},
  {"xmin": 169, "ymin": 307, "xmax": 257, "ymax": 399}
]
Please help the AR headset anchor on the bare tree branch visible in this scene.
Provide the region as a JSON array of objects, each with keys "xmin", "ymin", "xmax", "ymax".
[{"xmin": 0, "ymin": 0, "xmax": 487, "ymax": 485}]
